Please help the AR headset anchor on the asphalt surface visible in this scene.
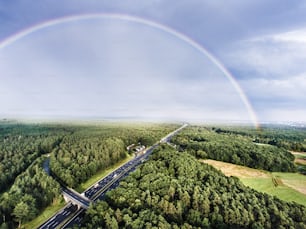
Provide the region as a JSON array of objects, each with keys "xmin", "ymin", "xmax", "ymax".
[
  {"xmin": 63, "ymin": 143, "xmax": 159, "ymax": 228},
  {"xmin": 38, "ymin": 203, "xmax": 77, "ymax": 229},
  {"xmin": 39, "ymin": 124, "xmax": 187, "ymax": 229}
]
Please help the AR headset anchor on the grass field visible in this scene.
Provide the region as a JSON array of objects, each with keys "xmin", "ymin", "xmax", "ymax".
[
  {"xmin": 202, "ymin": 159, "xmax": 306, "ymax": 207},
  {"xmin": 273, "ymin": 172, "xmax": 306, "ymax": 195}
]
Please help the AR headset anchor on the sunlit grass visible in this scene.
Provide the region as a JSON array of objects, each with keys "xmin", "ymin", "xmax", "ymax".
[
  {"xmin": 241, "ymin": 177, "xmax": 306, "ymax": 207},
  {"xmin": 203, "ymin": 159, "xmax": 306, "ymax": 207},
  {"xmin": 273, "ymin": 172, "xmax": 306, "ymax": 194}
]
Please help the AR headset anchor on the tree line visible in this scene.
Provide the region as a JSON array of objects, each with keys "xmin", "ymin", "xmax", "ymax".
[
  {"xmin": 0, "ymin": 121, "xmax": 179, "ymax": 228},
  {"xmin": 212, "ymin": 125, "xmax": 306, "ymax": 152},
  {"xmin": 81, "ymin": 145, "xmax": 306, "ymax": 229},
  {"xmin": 50, "ymin": 136, "xmax": 127, "ymax": 188},
  {"xmin": 171, "ymin": 126, "xmax": 296, "ymax": 172},
  {"xmin": 0, "ymin": 123, "xmax": 68, "ymax": 192},
  {"xmin": 50, "ymin": 123, "xmax": 178, "ymax": 188}
]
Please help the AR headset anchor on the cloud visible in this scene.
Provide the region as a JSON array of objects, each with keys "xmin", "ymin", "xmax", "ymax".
[
  {"xmin": 241, "ymin": 74, "xmax": 306, "ymax": 101},
  {"xmin": 271, "ymin": 29, "xmax": 306, "ymax": 43},
  {"xmin": 223, "ymin": 28, "xmax": 306, "ymax": 121},
  {"xmin": 225, "ymin": 29, "xmax": 306, "ymax": 78},
  {"xmin": 2, "ymin": 1, "xmax": 306, "ymax": 123},
  {"xmin": 258, "ymin": 108, "xmax": 306, "ymax": 123},
  {"xmin": 0, "ymin": 18, "xmax": 252, "ymax": 122}
]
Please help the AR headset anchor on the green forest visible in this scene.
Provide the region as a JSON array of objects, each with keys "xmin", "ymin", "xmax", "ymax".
[
  {"xmin": 171, "ymin": 126, "xmax": 297, "ymax": 172},
  {"xmin": 81, "ymin": 146, "xmax": 306, "ymax": 229},
  {"xmin": 211, "ymin": 125, "xmax": 306, "ymax": 152},
  {"xmin": 1, "ymin": 121, "xmax": 305, "ymax": 228},
  {"xmin": 0, "ymin": 121, "xmax": 178, "ymax": 228},
  {"xmin": 50, "ymin": 123, "xmax": 178, "ymax": 188},
  {"xmin": 0, "ymin": 157, "xmax": 61, "ymax": 228},
  {"xmin": 0, "ymin": 123, "xmax": 67, "ymax": 193}
]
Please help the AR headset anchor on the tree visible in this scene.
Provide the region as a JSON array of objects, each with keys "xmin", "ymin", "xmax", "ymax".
[
  {"xmin": 12, "ymin": 202, "xmax": 31, "ymax": 228},
  {"xmin": 79, "ymin": 139, "xmax": 306, "ymax": 228}
]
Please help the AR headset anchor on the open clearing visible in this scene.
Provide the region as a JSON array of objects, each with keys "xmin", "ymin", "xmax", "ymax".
[
  {"xmin": 295, "ymin": 158, "xmax": 306, "ymax": 165},
  {"xmin": 291, "ymin": 151, "xmax": 306, "ymax": 165},
  {"xmin": 273, "ymin": 172, "xmax": 306, "ymax": 195},
  {"xmin": 203, "ymin": 159, "xmax": 269, "ymax": 178},
  {"xmin": 291, "ymin": 151, "xmax": 306, "ymax": 157},
  {"xmin": 202, "ymin": 159, "xmax": 306, "ymax": 206}
]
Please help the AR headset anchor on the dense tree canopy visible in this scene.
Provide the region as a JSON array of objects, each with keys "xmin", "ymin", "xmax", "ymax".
[
  {"xmin": 50, "ymin": 123, "xmax": 178, "ymax": 188},
  {"xmin": 0, "ymin": 122, "xmax": 69, "ymax": 192},
  {"xmin": 0, "ymin": 121, "xmax": 179, "ymax": 228},
  {"xmin": 171, "ymin": 126, "xmax": 296, "ymax": 172},
  {"xmin": 211, "ymin": 125, "xmax": 306, "ymax": 152},
  {"xmin": 2, "ymin": 122, "xmax": 304, "ymax": 228},
  {"xmin": 0, "ymin": 157, "xmax": 61, "ymax": 228},
  {"xmin": 82, "ymin": 146, "xmax": 306, "ymax": 229}
]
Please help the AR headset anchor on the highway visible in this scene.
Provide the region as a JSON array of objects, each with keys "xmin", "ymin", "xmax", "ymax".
[
  {"xmin": 38, "ymin": 203, "xmax": 77, "ymax": 229},
  {"xmin": 63, "ymin": 143, "xmax": 160, "ymax": 228},
  {"xmin": 38, "ymin": 123, "xmax": 187, "ymax": 229}
]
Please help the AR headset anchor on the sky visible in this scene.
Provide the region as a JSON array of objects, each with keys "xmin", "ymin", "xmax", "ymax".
[{"xmin": 1, "ymin": 0, "xmax": 306, "ymax": 124}]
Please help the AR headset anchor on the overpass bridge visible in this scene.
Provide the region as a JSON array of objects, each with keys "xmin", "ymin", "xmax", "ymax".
[
  {"xmin": 39, "ymin": 123, "xmax": 188, "ymax": 229},
  {"xmin": 62, "ymin": 187, "xmax": 91, "ymax": 209},
  {"xmin": 44, "ymin": 162, "xmax": 92, "ymax": 209}
]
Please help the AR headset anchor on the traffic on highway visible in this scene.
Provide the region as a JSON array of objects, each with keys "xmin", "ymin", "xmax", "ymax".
[
  {"xmin": 39, "ymin": 124, "xmax": 187, "ymax": 229},
  {"xmin": 62, "ymin": 146, "xmax": 158, "ymax": 228},
  {"xmin": 38, "ymin": 203, "xmax": 77, "ymax": 229}
]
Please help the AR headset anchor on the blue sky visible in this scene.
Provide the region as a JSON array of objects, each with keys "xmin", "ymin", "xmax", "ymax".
[{"xmin": 0, "ymin": 1, "xmax": 306, "ymax": 124}]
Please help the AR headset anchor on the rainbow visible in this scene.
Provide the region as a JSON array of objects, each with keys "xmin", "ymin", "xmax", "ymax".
[{"xmin": 0, "ymin": 13, "xmax": 259, "ymax": 128}]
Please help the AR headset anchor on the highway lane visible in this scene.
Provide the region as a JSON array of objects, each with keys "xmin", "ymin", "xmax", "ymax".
[
  {"xmin": 63, "ymin": 147, "xmax": 156, "ymax": 228},
  {"xmin": 83, "ymin": 143, "xmax": 159, "ymax": 201},
  {"xmin": 62, "ymin": 208, "xmax": 86, "ymax": 229},
  {"xmin": 39, "ymin": 156, "xmax": 145, "ymax": 229},
  {"xmin": 39, "ymin": 124, "xmax": 187, "ymax": 229},
  {"xmin": 38, "ymin": 188, "xmax": 91, "ymax": 229},
  {"xmin": 38, "ymin": 203, "xmax": 77, "ymax": 229},
  {"xmin": 84, "ymin": 158, "xmax": 138, "ymax": 199},
  {"xmin": 39, "ymin": 145, "xmax": 155, "ymax": 229},
  {"xmin": 63, "ymin": 126, "xmax": 185, "ymax": 228}
]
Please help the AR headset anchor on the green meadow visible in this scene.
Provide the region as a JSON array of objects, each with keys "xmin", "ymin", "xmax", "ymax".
[{"xmin": 204, "ymin": 159, "xmax": 306, "ymax": 207}]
